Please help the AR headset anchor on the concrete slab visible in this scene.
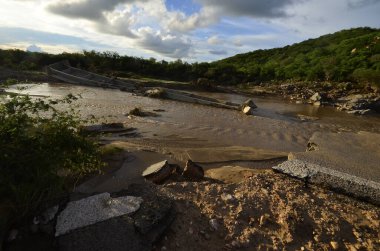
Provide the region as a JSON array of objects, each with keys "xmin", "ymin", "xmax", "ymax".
[
  {"xmin": 273, "ymin": 131, "xmax": 380, "ymax": 205},
  {"xmin": 56, "ymin": 193, "xmax": 143, "ymax": 236},
  {"xmin": 273, "ymin": 159, "xmax": 380, "ymax": 205},
  {"xmin": 289, "ymin": 131, "xmax": 380, "ymax": 182}
]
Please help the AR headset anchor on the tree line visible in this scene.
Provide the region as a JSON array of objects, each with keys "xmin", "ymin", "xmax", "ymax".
[{"xmin": 0, "ymin": 27, "xmax": 379, "ymax": 86}]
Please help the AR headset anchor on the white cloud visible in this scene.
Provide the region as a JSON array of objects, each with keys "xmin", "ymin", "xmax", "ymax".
[
  {"xmin": 207, "ymin": 35, "xmax": 222, "ymax": 45},
  {"xmin": 137, "ymin": 27, "xmax": 192, "ymax": 58}
]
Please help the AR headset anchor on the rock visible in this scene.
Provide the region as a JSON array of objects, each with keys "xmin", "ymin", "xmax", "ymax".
[
  {"xmin": 142, "ymin": 160, "xmax": 175, "ymax": 184},
  {"xmin": 330, "ymin": 241, "xmax": 339, "ymax": 250},
  {"xmin": 145, "ymin": 88, "xmax": 166, "ymax": 98},
  {"xmin": 209, "ymin": 219, "xmax": 220, "ymax": 231},
  {"xmin": 242, "ymin": 99, "xmax": 258, "ymax": 109},
  {"xmin": 221, "ymin": 193, "xmax": 234, "ymax": 202},
  {"xmin": 56, "ymin": 193, "xmax": 143, "ymax": 236},
  {"xmin": 309, "ymin": 92, "xmax": 322, "ymax": 102},
  {"xmin": 243, "ymin": 106, "xmax": 254, "ymax": 115},
  {"xmin": 182, "ymin": 160, "xmax": 204, "ymax": 180},
  {"xmin": 241, "ymin": 99, "xmax": 257, "ymax": 115}
]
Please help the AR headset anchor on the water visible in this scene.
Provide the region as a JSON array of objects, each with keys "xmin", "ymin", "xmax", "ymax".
[{"xmin": 7, "ymin": 83, "xmax": 380, "ymax": 153}]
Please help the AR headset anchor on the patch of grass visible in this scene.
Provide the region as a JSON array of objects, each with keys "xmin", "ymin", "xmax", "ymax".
[{"xmin": 100, "ymin": 145, "xmax": 124, "ymax": 156}]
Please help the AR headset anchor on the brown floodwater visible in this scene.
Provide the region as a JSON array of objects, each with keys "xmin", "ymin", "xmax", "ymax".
[{"xmin": 7, "ymin": 83, "xmax": 380, "ymax": 153}]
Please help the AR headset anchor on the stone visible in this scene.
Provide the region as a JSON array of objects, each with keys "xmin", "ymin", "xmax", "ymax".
[
  {"xmin": 182, "ymin": 160, "xmax": 204, "ymax": 180},
  {"xmin": 243, "ymin": 106, "xmax": 254, "ymax": 115},
  {"xmin": 209, "ymin": 219, "xmax": 220, "ymax": 231},
  {"xmin": 330, "ymin": 241, "xmax": 339, "ymax": 250},
  {"xmin": 145, "ymin": 88, "xmax": 166, "ymax": 98},
  {"xmin": 142, "ymin": 160, "xmax": 175, "ymax": 184},
  {"xmin": 55, "ymin": 193, "xmax": 143, "ymax": 236},
  {"xmin": 309, "ymin": 92, "xmax": 322, "ymax": 102},
  {"xmin": 242, "ymin": 99, "xmax": 258, "ymax": 115},
  {"xmin": 221, "ymin": 193, "xmax": 234, "ymax": 202}
]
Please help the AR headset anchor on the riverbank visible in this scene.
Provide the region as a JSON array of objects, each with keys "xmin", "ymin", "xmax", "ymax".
[
  {"xmin": 235, "ymin": 81, "xmax": 380, "ymax": 115},
  {"xmin": 2, "ymin": 68, "xmax": 379, "ymax": 116}
]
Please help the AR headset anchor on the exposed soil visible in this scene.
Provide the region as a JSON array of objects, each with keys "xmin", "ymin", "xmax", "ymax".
[{"xmin": 156, "ymin": 170, "xmax": 380, "ymax": 251}]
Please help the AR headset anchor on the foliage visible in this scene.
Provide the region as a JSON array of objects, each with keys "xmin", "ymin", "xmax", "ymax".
[
  {"xmin": 0, "ymin": 27, "xmax": 379, "ymax": 85},
  {"xmin": 0, "ymin": 92, "xmax": 103, "ymax": 219}
]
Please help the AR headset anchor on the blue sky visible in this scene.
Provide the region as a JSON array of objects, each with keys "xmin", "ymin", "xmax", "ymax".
[{"xmin": 0, "ymin": 0, "xmax": 379, "ymax": 62}]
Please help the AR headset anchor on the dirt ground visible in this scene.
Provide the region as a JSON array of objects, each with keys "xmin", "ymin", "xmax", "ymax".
[{"xmin": 154, "ymin": 170, "xmax": 380, "ymax": 251}]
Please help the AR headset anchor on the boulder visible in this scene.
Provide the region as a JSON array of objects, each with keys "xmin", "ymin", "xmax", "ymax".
[
  {"xmin": 142, "ymin": 160, "xmax": 175, "ymax": 184},
  {"xmin": 241, "ymin": 99, "xmax": 257, "ymax": 115},
  {"xmin": 182, "ymin": 160, "xmax": 204, "ymax": 180},
  {"xmin": 242, "ymin": 99, "xmax": 258, "ymax": 109}
]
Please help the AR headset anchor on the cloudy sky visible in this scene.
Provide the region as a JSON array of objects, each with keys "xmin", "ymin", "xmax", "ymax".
[{"xmin": 0, "ymin": 0, "xmax": 379, "ymax": 62}]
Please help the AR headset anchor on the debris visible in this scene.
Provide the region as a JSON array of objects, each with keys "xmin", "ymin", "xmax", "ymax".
[
  {"xmin": 55, "ymin": 193, "xmax": 143, "ymax": 236},
  {"xmin": 142, "ymin": 160, "xmax": 175, "ymax": 184},
  {"xmin": 182, "ymin": 160, "xmax": 204, "ymax": 180},
  {"xmin": 241, "ymin": 99, "xmax": 257, "ymax": 115}
]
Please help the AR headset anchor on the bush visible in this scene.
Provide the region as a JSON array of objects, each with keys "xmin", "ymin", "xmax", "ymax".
[{"xmin": 0, "ymin": 93, "xmax": 103, "ymax": 220}]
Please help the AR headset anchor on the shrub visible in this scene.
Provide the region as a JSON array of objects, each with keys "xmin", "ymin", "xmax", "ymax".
[{"xmin": 0, "ymin": 93, "xmax": 103, "ymax": 220}]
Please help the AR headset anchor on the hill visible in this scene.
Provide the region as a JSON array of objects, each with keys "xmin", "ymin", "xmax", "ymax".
[{"xmin": 208, "ymin": 27, "xmax": 380, "ymax": 85}]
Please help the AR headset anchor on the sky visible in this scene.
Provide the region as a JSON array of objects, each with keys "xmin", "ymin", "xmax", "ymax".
[{"xmin": 0, "ymin": 0, "xmax": 379, "ymax": 62}]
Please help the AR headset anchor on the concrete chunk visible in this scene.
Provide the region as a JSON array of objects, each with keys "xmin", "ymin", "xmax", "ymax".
[{"xmin": 56, "ymin": 193, "xmax": 143, "ymax": 236}]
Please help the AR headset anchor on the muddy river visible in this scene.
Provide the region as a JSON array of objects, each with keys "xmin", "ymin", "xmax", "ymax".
[{"xmin": 8, "ymin": 83, "xmax": 380, "ymax": 154}]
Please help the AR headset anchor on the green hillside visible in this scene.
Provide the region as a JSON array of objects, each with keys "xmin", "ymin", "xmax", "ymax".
[{"xmin": 208, "ymin": 27, "xmax": 380, "ymax": 85}]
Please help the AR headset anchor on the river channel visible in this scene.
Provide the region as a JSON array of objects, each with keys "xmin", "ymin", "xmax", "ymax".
[{"xmin": 8, "ymin": 83, "xmax": 380, "ymax": 154}]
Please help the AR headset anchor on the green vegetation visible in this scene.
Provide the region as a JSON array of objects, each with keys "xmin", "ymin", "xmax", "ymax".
[
  {"xmin": 0, "ymin": 27, "xmax": 379, "ymax": 86},
  {"xmin": 0, "ymin": 91, "xmax": 103, "ymax": 222},
  {"xmin": 215, "ymin": 27, "xmax": 380, "ymax": 86}
]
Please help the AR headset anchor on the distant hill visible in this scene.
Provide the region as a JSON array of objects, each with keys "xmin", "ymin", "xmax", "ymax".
[{"xmin": 207, "ymin": 27, "xmax": 380, "ymax": 85}]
